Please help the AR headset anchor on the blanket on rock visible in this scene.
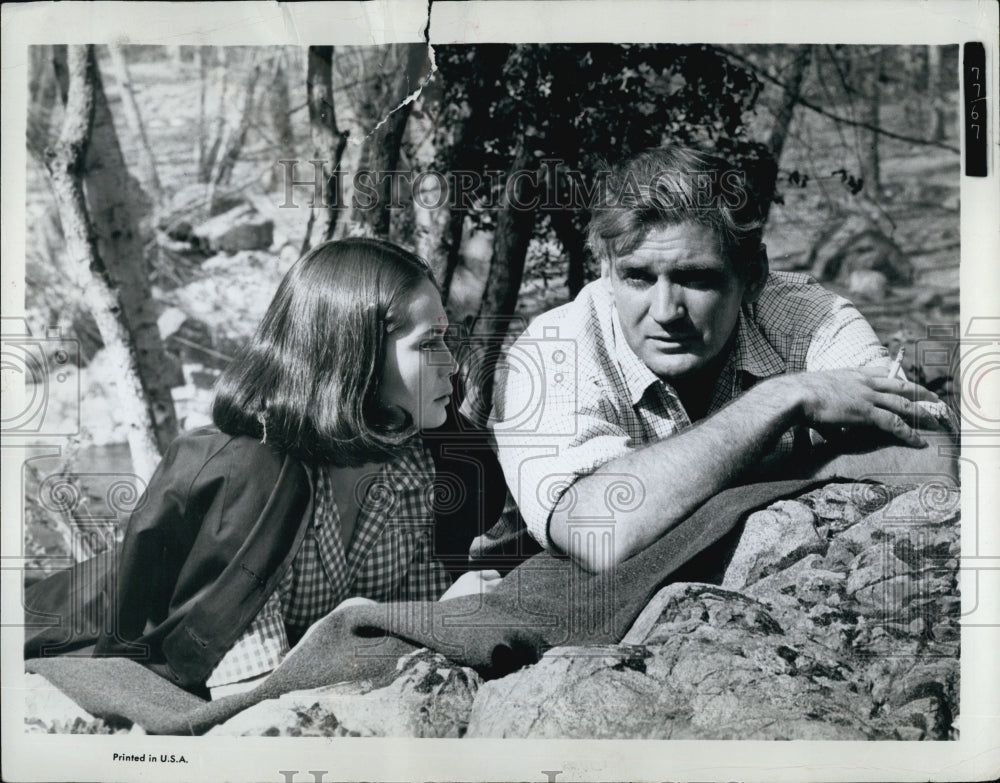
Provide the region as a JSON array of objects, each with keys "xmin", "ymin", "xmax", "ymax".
[{"xmin": 26, "ymin": 479, "xmax": 818, "ymax": 735}]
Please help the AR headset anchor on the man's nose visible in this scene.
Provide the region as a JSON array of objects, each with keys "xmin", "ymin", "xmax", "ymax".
[{"xmin": 649, "ymin": 280, "xmax": 686, "ymax": 324}]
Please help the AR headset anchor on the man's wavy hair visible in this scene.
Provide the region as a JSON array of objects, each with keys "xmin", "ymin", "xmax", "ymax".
[
  {"xmin": 587, "ymin": 145, "xmax": 767, "ymax": 278},
  {"xmin": 212, "ymin": 237, "xmax": 439, "ymax": 467}
]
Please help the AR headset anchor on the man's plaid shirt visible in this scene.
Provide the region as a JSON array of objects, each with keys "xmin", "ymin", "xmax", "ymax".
[
  {"xmin": 490, "ymin": 272, "xmax": 890, "ymax": 550},
  {"xmin": 206, "ymin": 438, "xmax": 451, "ymax": 688}
]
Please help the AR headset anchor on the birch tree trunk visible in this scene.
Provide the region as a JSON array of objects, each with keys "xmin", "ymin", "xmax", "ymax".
[
  {"xmin": 195, "ymin": 46, "xmax": 208, "ymax": 178},
  {"xmin": 926, "ymin": 45, "xmax": 947, "ymax": 141},
  {"xmin": 199, "ymin": 47, "xmax": 229, "ymax": 185},
  {"xmin": 44, "ymin": 45, "xmax": 165, "ymax": 481},
  {"xmin": 107, "ymin": 43, "xmax": 162, "ymax": 202},
  {"xmin": 212, "ymin": 51, "xmax": 263, "ymax": 188}
]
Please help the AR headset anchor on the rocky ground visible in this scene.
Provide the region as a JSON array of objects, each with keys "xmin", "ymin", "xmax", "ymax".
[{"xmin": 25, "ymin": 481, "xmax": 960, "ymax": 739}]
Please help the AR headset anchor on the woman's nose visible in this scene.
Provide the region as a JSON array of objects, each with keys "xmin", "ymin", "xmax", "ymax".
[{"xmin": 434, "ymin": 343, "xmax": 458, "ymax": 377}]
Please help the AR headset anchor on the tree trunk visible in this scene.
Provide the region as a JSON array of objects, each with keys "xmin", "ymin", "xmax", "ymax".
[
  {"xmin": 301, "ymin": 45, "xmax": 349, "ymax": 253},
  {"xmin": 28, "ymin": 45, "xmax": 64, "ymax": 163},
  {"xmin": 439, "ymin": 209, "xmax": 466, "ymax": 308},
  {"xmin": 349, "ymin": 43, "xmax": 427, "ymax": 238},
  {"xmin": 44, "ymin": 45, "xmax": 166, "ymax": 481},
  {"xmin": 195, "ymin": 46, "xmax": 208, "ymax": 179},
  {"xmin": 419, "ymin": 129, "xmax": 473, "ymax": 304},
  {"xmin": 166, "ymin": 46, "xmax": 183, "ymax": 68},
  {"xmin": 199, "ymin": 47, "xmax": 229, "ymax": 184},
  {"xmin": 82, "ymin": 47, "xmax": 179, "ymax": 457},
  {"xmin": 478, "ymin": 144, "xmax": 538, "ymax": 324},
  {"xmin": 472, "ymin": 142, "xmax": 538, "ymax": 413},
  {"xmin": 265, "ymin": 51, "xmax": 296, "ymax": 191},
  {"xmin": 762, "ymin": 44, "xmax": 811, "ymax": 222},
  {"xmin": 107, "ymin": 43, "xmax": 163, "ymax": 202},
  {"xmin": 926, "ymin": 45, "xmax": 947, "ymax": 141},
  {"xmin": 550, "ymin": 209, "xmax": 587, "ymax": 298},
  {"xmin": 212, "ymin": 51, "xmax": 263, "ymax": 188},
  {"xmin": 857, "ymin": 46, "xmax": 884, "ymax": 197}
]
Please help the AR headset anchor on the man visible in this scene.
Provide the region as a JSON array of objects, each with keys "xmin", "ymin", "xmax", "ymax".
[{"xmin": 490, "ymin": 145, "xmax": 956, "ymax": 573}]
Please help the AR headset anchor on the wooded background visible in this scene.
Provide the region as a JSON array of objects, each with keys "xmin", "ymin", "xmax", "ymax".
[{"xmin": 23, "ymin": 43, "xmax": 960, "ymax": 560}]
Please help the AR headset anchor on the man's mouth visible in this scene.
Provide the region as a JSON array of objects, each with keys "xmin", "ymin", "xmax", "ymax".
[{"xmin": 648, "ymin": 334, "xmax": 695, "ymax": 346}]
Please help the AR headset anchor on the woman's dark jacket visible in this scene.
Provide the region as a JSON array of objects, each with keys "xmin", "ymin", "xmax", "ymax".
[
  {"xmin": 24, "ymin": 428, "xmax": 314, "ymax": 691},
  {"xmin": 23, "ymin": 403, "xmax": 514, "ymax": 692}
]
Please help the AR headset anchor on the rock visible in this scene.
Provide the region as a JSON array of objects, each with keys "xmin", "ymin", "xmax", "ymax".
[
  {"xmin": 193, "ymin": 205, "xmax": 274, "ymax": 254},
  {"xmin": 331, "ymin": 649, "xmax": 481, "ymax": 737},
  {"xmin": 156, "ymin": 306, "xmax": 188, "ymax": 340},
  {"xmin": 209, "ymin": 649, "xmax": 480, "ymax": 738},
  {"xmin": 23, "ymin": 673, "xmax": 129, "ymax": 734},
  {"xmin": 206, "ymin": 690, "xmax": 355, "ymax": 738},
  {"xmin": 161, "ymin": 183, "xmax": 243, "ymax": 225},
  {"xmin": 722, "ymin": 500, "xmax": 826, "ymax": 590},
  {"xmin": 797, "ymin": 482, "xmax": 872, "ymax": 532},
  {"xmin": 468, "ymin": 588, "xmax": 875, "ymax": 740},
  {"xmin": 467, "ymin": 480, "xmax": 959, "ymax": 742},
  {"xmin": 161, "ymin": 250, "xmax": 288, "ymax": 353},
  {"xmin": 745, "ymin": 553, "xmax": 845, "ymax": 608},
  {"xmin": 848, "ymin": 269, "xmax": 889, "ymax": 300},
  {"xmin": 809, "ymin": 214, "xmax": 913, "ymax": 285}
]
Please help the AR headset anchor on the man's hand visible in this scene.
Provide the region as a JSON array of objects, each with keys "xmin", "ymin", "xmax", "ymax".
[{"xmin": 767, "ymin": 366, "xmax": 945, "ymax": 448}]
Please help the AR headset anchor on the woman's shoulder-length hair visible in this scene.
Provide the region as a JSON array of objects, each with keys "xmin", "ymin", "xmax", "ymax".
[{"xmin": 212, "ymin": 237, "xmax": 438, "ymax": 467}]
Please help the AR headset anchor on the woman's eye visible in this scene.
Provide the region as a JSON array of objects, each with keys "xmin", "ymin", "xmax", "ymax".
[{"xmin": 420, "ymin": 338, "xmax": 447, "ymax": 352}]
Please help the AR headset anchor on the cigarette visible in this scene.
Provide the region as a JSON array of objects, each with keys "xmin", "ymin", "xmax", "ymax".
[{"xmin": 887, "ymin": 347, "xmax": 904, "ymax": 380}]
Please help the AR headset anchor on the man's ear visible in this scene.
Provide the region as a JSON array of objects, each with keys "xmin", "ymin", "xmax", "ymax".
[{"xmin": 742, "ymin": 244, "xmax": 769, "ymax": 303}]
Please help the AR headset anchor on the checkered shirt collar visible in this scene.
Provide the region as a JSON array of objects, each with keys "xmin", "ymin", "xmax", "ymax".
[
  {"xmin": 610, "ymin": 301, "xmax": 786, "ymax": 406},
  {"xmin": 731, "ymin": 304, "xmax": 786, "ymax": 380}
]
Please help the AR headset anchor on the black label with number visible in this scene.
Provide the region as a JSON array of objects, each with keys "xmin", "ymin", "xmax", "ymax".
[{"xmin": 964, "ymin": 42, "xmax": 987, "ymax": 177}]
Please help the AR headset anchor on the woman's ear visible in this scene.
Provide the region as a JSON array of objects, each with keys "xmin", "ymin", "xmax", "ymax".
[{"xmin": 742, "ymin": 244, "xmax": 769, "ymax": 303}]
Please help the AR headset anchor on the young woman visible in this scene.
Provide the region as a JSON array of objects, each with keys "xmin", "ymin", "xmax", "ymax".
[{"xmin": 25, "ymin": 238, "xmax": 499, "ymax": 698}]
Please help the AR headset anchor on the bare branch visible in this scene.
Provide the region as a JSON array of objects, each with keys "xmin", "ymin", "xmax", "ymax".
[{"xmin": 717, "ymin": 46, "xmax": 959, "ymax": 155}]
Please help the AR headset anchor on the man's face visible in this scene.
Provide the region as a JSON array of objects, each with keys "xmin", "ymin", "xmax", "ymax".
[{"xmin": 608, "ymin": 221, "xmax": 746, "ymax": 382}]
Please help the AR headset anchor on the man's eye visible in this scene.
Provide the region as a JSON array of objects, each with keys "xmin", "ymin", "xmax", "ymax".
[
  {"xmin": 622, "ymin": 270, "xmax": 653, "ymax": 285},
  {"xmin": 676, "ymin": 273, "xmax": 724, "ymax": 290}
]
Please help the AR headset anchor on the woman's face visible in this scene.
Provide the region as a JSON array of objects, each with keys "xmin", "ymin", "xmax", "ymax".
[{"xmin": 378, "ymin": 279, "xmax": 457, "ymax": 430}]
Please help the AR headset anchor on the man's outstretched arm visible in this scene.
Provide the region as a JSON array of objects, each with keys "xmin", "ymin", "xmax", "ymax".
[{"xmin": 550, "ymin": 367, "xmax": 947, "ymax": 572}]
